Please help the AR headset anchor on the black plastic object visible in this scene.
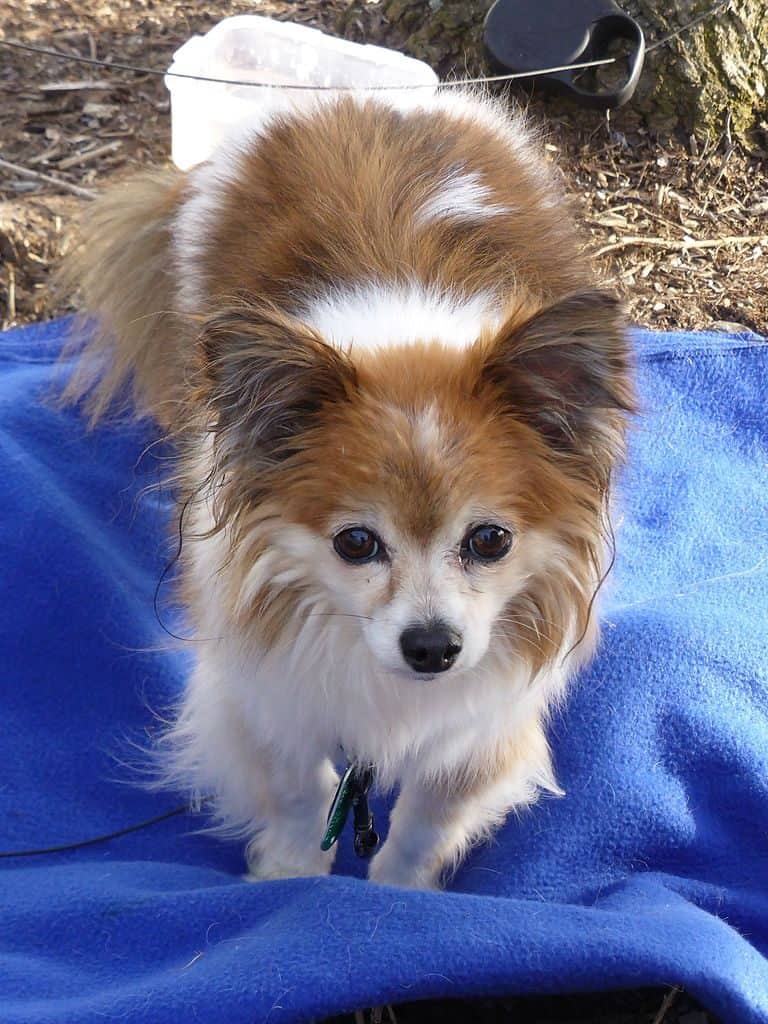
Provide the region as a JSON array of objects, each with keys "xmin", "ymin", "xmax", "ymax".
[{"xmin": 484, "ymin": 0, "xmax": 645, "ymax": 109}]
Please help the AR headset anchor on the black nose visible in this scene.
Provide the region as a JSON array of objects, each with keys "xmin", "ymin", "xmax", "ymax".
[{"xmin": 399, "ymin": 624, "xmax": 463, "ymax": 674}]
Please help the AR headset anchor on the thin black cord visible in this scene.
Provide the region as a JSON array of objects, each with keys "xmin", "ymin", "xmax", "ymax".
[
  {"xmin": 0, "ymin": 803, "xmax": 195, "ymax": 859},
  {"xmin": 152, "ymin": 489, "xmax": 199, "ymax": 644},
  {"xmin": 151, "ymin": 484, "xmax": 224, "ymax": 644},
  {"xmin": 1, "ymin": 493, "xmax": 204, "ymax": 859},
  {"xmin": 562, "ymin": 477, "xmax": 620, "ymax": 664}
]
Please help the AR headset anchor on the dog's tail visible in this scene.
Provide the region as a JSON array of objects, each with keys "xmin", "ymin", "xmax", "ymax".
[{"xmin": 59, "ymin": 167, "xmax": 192, "ymax": 427}]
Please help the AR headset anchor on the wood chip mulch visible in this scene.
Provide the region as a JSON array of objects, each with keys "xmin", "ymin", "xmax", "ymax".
[{"xmin": 1, "ymin": 0, "xmax": 766, "ymax": 335}]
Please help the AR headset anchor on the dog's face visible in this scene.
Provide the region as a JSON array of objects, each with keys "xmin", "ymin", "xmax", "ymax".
[
  {"xmin": 326, "ymin": 505, "xmax": 525, "ymax": 680},
  {"xmin": 271, "ymin": 404, "xmax": 554, "ymax": 680},
  {"xmin": 199, "ymin": 290, "xmax": 633, "ymax": 681}
]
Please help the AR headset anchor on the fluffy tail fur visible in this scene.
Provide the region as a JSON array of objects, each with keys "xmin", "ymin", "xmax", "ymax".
[{"xmin": 59, "ymin": 167, "xmax": 190, "ymax": 426}]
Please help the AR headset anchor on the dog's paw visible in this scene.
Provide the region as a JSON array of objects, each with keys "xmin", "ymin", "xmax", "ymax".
[
  {"xmin": 367, "ymin": 847, "xmax": 440, "ymax": 891},
  {"xmin": 244, "ymin": 836, "xmax": 335, "ymax": 882}
]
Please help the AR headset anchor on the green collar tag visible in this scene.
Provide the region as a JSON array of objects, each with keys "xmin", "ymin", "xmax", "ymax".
[
  {"xmin": 320, "ymin": 762, "xmax": 379, "ymax": 858},
  {"xmin": 320, "ymin": 765, "xmax": 356, "ymax": 852}
]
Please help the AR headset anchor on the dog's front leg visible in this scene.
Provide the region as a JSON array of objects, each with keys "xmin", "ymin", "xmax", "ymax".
[
  {"xmin": 367, "ymin": 726, "xmax": 556, "ymax": 891},
  {"xmin": 243, "ymin": 754, "xmax": 341, "ymax": 882},
  {"xmin": 174, "ymin": 654, "xmax": 341, "ymax": 881},
  {"xmin": 367, "ymin": 773, "xmax": 519, "ymax": 890}
]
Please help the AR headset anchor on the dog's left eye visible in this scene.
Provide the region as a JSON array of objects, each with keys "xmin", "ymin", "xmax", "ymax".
[
  {"xmin": 462, "ymin": 524, "xmax": 513, "ymax": 563},
  {"xmin": 333, "ymin": 527, "xmax": 383, "ymax": 564}
]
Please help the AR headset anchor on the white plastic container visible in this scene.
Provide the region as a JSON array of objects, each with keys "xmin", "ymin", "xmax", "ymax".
[{"xmin": 165, "ymin": 15, "xmax": 439, "ymax": 171}]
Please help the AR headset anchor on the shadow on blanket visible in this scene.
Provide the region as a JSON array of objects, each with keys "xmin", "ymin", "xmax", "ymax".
[{"xmin": 0, "ymin": 320, "xmax": 766, "ymax": 1024}]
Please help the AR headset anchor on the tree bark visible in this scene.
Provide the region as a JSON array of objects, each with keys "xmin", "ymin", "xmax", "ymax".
[{"xmin": 336, "ymin": 0, "xmax": 767, "ymax": 145}]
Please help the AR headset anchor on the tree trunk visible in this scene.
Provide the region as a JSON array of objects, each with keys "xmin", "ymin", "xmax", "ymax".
[{"xmin": 335, "ymin": 0, "xmax": 767, "ymax": 145}]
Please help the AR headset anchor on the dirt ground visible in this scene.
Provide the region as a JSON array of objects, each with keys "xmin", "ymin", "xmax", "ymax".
[
  {"xmin": 1, "ymin": 0, "xmax": 767, "ymax": 334},
  {"xmin": 0, "ymin": 3, "xmax": 760, "ymax": 1022}
]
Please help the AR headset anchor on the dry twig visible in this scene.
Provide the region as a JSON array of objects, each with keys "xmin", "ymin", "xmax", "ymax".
[
  {"xmin": 651, "ymin": 986, "xmax": 681, "ymax": 1024},
  {"xmin": 57, "ymin": 141, "xmax": 122, "ymax": 170},
  {"xmin": 0, "ymin": 157, "xmax": 98, "ymax": 199},
  {"xmin": 594, "ymin": 234, "xmax": 767, "ymax": 258}
]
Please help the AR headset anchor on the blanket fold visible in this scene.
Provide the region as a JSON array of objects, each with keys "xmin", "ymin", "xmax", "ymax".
[{"xmin": 1, "ymin": 320, "xmax": 766, "ymax": 1023}]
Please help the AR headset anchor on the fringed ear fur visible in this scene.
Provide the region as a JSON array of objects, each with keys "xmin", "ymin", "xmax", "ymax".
[
  {"xmin": 480, "ymin": 289, "xmax": 636, "ymax": 466},
  {"xmin": 200, "ymin": 304, "xmax": 358, "ymax": 461}
]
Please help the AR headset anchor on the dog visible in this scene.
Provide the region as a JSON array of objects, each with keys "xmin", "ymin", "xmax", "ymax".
[{"xmin": 64, "ymin": 88, "xmax": 634, "ymax": 889}]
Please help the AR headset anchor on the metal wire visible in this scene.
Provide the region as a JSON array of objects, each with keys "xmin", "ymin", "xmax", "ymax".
[
  {"xmin": 0, "ymin": 37, "xmax": 616, "ymax": 89},
  {"xmin": 0, "ymin": 1, "xmax": 731, "ymax": 92}
]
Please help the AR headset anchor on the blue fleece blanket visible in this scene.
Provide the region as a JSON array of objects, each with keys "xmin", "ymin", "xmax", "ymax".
[{"xmin": 1, "ymin": 319, "xmax": 766, "ymax": 1024}]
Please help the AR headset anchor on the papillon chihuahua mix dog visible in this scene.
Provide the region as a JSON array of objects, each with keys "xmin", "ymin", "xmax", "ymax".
[{"xmin": 66, "ymin": 88, "xmax": 634, "ymax": 889}]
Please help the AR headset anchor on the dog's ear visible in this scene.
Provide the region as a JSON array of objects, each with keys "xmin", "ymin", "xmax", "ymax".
[
  {"xmin": 479, "ymin": 289, "xmax": 635, "ymax": 462},
  {"xmin": 200, "ymin": 304, "xmax": 357, "ymax": 460}
]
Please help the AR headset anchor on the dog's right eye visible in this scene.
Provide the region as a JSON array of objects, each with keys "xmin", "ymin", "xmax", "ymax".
[{"xmin": 333, "ymin": 527, "xmax": 383, "ymax": 564}]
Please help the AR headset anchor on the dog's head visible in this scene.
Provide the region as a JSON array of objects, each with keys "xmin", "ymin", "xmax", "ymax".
[{"xmin": 197, "ymin": 289, "xmax": 634, "ymax": 681}]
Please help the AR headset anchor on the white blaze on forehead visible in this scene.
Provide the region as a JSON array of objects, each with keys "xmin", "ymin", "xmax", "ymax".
[
  {"xmin": 300, "ymin": 283, "xmax": 502, "ymax": 352},
  {"xmin": 415, "ymin": 170, "xmax": 512, "ymax": 227},
  {"xmin": 412, "ymin": 404, "xmax": 443, "ymax": 455}
]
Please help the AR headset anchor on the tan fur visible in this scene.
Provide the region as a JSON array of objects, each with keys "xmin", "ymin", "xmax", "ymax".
[
  {"xmin": 190, "ymin": 98, "xmax": 589, "ymax": 315},
  {"xmin": 61, "ymin": 94, "xmax": 634, "ymax": 701},
  {"xmin": 196, "ymin": 318, "xmax": 620, "ymax": 672},
  {"xmin": 58, "ymin": 167, "xmax": 190, "ymax": 425},
  {"xmin": 437, "ymin": 714, "xmax": 559, "ymax": 802},
  {"xmin": 64, "ymin": 93, "xmax": 636, "ymax": 887}
]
